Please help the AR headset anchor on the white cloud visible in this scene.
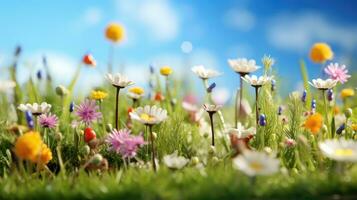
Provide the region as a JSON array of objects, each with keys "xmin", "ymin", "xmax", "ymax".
[
  {"xmin": 267, "ymin": 11, "xmax": 357, "ymax": 52},
  {"xmin": 223, "ymin": 8, "xmax": 255, "ymax": 31},
  {"xmin": 116, "ymin": 0, "xmax": 179, "ymax": 41},
  {"xmin": 83, "ymin": 7, "xmax": 102, "ymax": 26}
]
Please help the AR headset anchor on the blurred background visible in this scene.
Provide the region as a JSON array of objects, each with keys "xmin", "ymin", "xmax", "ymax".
[{"xmin": 0, "ymin": 0, "xmax": 357, "ymax": 99}]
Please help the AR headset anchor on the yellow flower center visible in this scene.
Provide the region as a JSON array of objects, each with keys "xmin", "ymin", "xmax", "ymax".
[
  {"xmin": 250, "ymin": 161, "xmax": 263, "ymax": 171},
  {"xmin": 129, "ymin": 87, "xmax": 144, "ymax": 95},
  {"xmin": 140, "ymin": 113, "xmax": 156, "ymax": 122},
  {"xmin": 334, "ymin": 149, "xmax": 354, "ymax": 157},
  {"xmin": 91, "ymin": 90, "xmax": 108, "ymax": 100},
  {"xmin": 160, "ymin": 66, "xmax": 173, "ymax": 76}
]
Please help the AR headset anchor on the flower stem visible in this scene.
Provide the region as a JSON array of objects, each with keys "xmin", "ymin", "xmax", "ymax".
[
  {"xmin": 209, "ymin": 112, "xmax": 215, "ymax": 146},
  {"xmin": 236, "ymin": 75, "xmax": 244, "ymax": 128},
  {"xmin": 254, "ymin": 86, "xmax": 260, "ymax": 126},
  {"xmin": 115, "ymin": 87, "xmax": 121, "ymax": 130},
  {"xmin": 322, "ymin": 90, "xmax": 331, "ymax": 138},
  {"xmin": 108, "ymin": 44, "xmax": 114, "ymax": 73},
  {"xmin": 149, "ymin": 125, "xmax": 157, "ymax": 172}
]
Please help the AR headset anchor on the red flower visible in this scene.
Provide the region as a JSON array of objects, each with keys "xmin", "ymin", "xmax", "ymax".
[
  {"xmin": 82, "ymin": 54, "xmax": 96, "ymax": 66},
  {"xmin": 154, "ymin": 92, "xmax": 164, "ymax": 102},
  {"xmin": 84, "ymin": 127, "xmax": 96, "ymax": 143}
]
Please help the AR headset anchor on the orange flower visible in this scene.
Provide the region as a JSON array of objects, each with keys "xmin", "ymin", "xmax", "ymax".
[
  {"xmin": 154, "ymin": 92, "xmax": 165, "ymax": 102},
  {"xmin": 32, "ymin": 144, "xmax": 52, "ymax": 165},
  {"xmin": 82, "ymin": 53, "xmax": 96, "ymax": 66},
  {"xmin": 310, "ymin": 43, "xmax": 333, "ymax": 63},
  {"xmin": 105, "ymin": 23, "xmax": 125, "ymax": 43},
  {"xmin": 14, "ymin": 131, "xmax": 43, "ymax": 161},
  {"xmin": 304, "ymin": 113, "xmax": 323, "ymax": 134}
]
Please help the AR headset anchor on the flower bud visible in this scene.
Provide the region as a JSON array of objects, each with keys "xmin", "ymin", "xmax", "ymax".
[
  {"xmin": 25, "ymin": 111, "xmax": 34, "ymax": 129},
  {"xmin": 301, "ymin": 90, "xmax": 307, "ymax": 103},
  {"xmin": 271, "ymin": 79, "xmax": 276, "ymax": 92},
  {"xmin": 191, "ymin": 156, "xmax": 199, "ymax": 165},
  {"xmin": 83, "ymin": 145, "xmax": 90, "ymax": 155},
  {"xmin": 152, "ymin": 132, "xmax": 157, "ymax": 140},
  {"xmin": 259, "ymin": 114, "xmax": 266, "ymax": 126},
  {"xmin": 69, "ymin": 101, "xmax": 75, "ymax": 113},
  {"xmin": 278, "ymin": 106, "xmax": 283, "ymax": 115},
  {"xmin": 336, "ymin": 124, "xmax": 345, "ymax": 135},
  {"xmin": 206, "ymin": 82, "xmax": 216, "ymax": 93},
  {"xmin": 106, "ymin": 123, "xmax": 113, "ymax": 132},
  {"xmin": 36, "ymin": 70, "xmax": 42, "ymax": 80},
  {"xmin": 264, "ymin": 147, "xmax": 272, "ymax": 154},
  {"xmin": 322, "ymin": 124, "xmax": 328, "ymax": 134},
  {"xmin": 211, "ymin": 156, "xmax": 219, "ymax": 163},
  {"xmin": 91, "ymin": 154, "xmax": 103, "ymax": 166},
  {"xmin": 327, "ymin": 89, "xmax": 334, "ymax": 101},
  {"xmin": 56, "ymin": 85, "xmax": 69, "ymax": 96},
  {"xmin": 311, "ymin": 99, "xmax": 316, "ymax": 109},
  {"xmin": 208, "ymin": 145, "xmax": 216, "ymax": 155},
  {"xmin": 55, "ymin": 132, "xmax": 63, "ymax": 142},
  {"xmin": 344, "ymin": 108, "xmax": 353, "ymax": 118}
]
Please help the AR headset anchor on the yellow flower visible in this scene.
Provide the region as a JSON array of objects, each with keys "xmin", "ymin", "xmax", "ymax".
[
  {"xmin": 90, "ymin": 90, "xmax": 108, "ymax": 100},
  {"xmin": 32, "ymin": 144, "xmax": 52, "ymax": 165},
  {"xmin": 160, "ymin": 66, "xmax": 173, "ymax": 76},
  {"xmin": 14, "ymin": 131, "xmax": 42, "ymax": 161},
  {"xmin": 129, "ymin": 87, "xmax": 144, "ymax": 95},
  {"xmin": 351, "ymin": 124, "xmax": 357, "ymax": 131},
  {"xmin": 310, "ymin": 43, "xmax": 333, "ymax": 63},
  {"xmin": 105, "ymin": 23, "xmax": 125, "ymax": 43},
  {"xmin": 304, "ymin": 113, "xmax": 323, "ymax": 134},
  {"xmin": 340, "ymin": 88, "xmax": 355, "ymax": 99}
]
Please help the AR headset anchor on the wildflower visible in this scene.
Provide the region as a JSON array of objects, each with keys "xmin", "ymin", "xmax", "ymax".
[
  {"xmin": 75, "ymin": 99, "xmax": 102, "ymax": 125},
  {"xmin": 105, "ymin": 23, "xmax": 125, "ymax": 43},
  {"xmin": 345, "ymin": 108, "xmax": 352, "ymax": 118},
  {"xmin": 206, "ymin": 82, "xmax": 216, "ymax": 93},
  {"xmin": 324, "ymin": 63, "xmax": 351, "ymax": 84},
  {"xmin": 0, "ymin": 80, "xmax": 16, "ymax": 93},
  {"xmin": 163, "ymin": 151, "xmax": 189, "ymax": 170},
  {"xmin": 259, "ymin": 114, "xmax": 267, "ymax": 126},
  {"xmin": 105, "ymin": 73, "xmax": 134, "ymax": 88},
  {"xmin": 310, "ymin": 43, "xmax": 333, "ymax": 63},
  {"xmin": 106, "ymin": 129, "xmax": 146, "ymax": 158},
  {"xmin": 90, "ymin": 90, "xmax": 108, "ymax": 101},
  {"xmin": 304, "ymin": 113, "xmax": 323, "ymax": 134},
  {"xmin": 229, "ymin": 123, "xmax": 256, "ymax": 139},
  {"xmin": 18, "ymin": 102, "xmax": 51, "ymax": 115},
  {"xmin": 84, "ymin": 127, "xmax": 96, "ymax": 143},
  {"xmin": 154, "ymin": 92, "xmax": 165, "ymax": 102},
  {"xmin": 69, "ymin": 101, "xmax": 75, "ymax": 113},
  {"xmin": 242, "ymin": 75, "xmax": 273, "ymax": 87},
  {"xmin": 309, "ymin": 78, "xmax": 337, "ymax": 90},
  {"xmin": 130, "ymin": 105, "xmax": 168, "ymax": 125},
  {"xmin": 301, "ymin": 90, "xmax": 307, "ymax": 103},
  {"xmin": 55, "ymin": 85, "xmax": 69, "ymax": 96},
  {"xmin": 284, "ymin": 138, "xmax": 296, "ymax": 148},
  {"xmin": 160, "ymin": 66, "xmax": 172, "ymax": 76},
  {"xmin": 311, "ymin": 99, "xmax": 317, "ymax": 110},
  {"xmin": 203, "ymin": 104, "xmax": 221, "ymax": 146},
  {"xmin": 327, "ymin": 89, "xmax": 334, "ymax": 101},
  {"xmin": 25, "ymin": 111, "xmax": 34, "ymax": 129},
  {"xmin": 262, "ymin": 55, "xmax": 275, "ymax": 71},
  {"xmin": 271, "ymin": 79, "xmax": 276, "ymax": 92},
  {"xmin": 191, "ymin": 65, "xmax": 221, "ymax": 80},
  {"xmin": 32, "ymin": 144, "xmax": 52, "ymax": 165},
  {"xmin": 319, "ymin": 139, "xmax": 357, "ymax": 162},
  {"xmin": 228, "ymin": 58, "xmax": 260, "ymax": 74},
  {"xmin": 340, "ymin": 88, "xmax": 355, "ymax": 99},
  {"xmin": 229, "ymin": 123, "xmax": 255, "ymax": 153},
  {"xmin": 38, "ymin": 113, "xmax": 58, "ymax": 129},
  {"xmin": 14, "ymin": 131, "xmax": 42, "ymax": 161},
  {"xmin": 278, "ymin": 106, "xmax": 283, "ymax": 115},
  {"xmin": 232, "ymin": 150, "xmax": 280, "ymax": 176},
  {"xmin": 82, "ymin": 53, "xmax": 96, "ymax": 66},
  {"xmin": 351, "ymin": 124, "xmax": 357, "ymax": 131},
  {"xmin": 336, "ymin": 124, "xmax": 345, "ymax": 135},
  {"xmin": 127, "ymin": 87, "xmax": 145, "ymax": 100},
  {"xmin": 36, "ymin": 70, "xmax": 42, "ymax": 80}
]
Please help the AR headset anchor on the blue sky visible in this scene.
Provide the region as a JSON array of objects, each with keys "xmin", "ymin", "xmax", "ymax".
[{"xmin": 1, "ymin": 0, "xmax": 357, "ymax": 99}]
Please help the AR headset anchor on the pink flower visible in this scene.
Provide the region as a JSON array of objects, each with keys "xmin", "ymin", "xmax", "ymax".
[
  {"xmin": 324, "ymin": 63, "xmax": 351, "ymax": 84},
  {"xmin": 38, "ymin": 113, "xmax": 58, "ymax": 128},
  {"xmin": 75, "ymin": 99, "xmax": 102, "ymax": 125},
  {"xmin": 106, "ymin": 129, "xmax": 146, "ymax": 158}
]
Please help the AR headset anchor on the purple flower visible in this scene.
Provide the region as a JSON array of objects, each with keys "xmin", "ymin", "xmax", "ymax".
[
  {"xmin": 301, "ymin": 90, "xmax": 307, "ymax": 103},
  {"xmin": 259, "ymin": 114, "xmax": 266, "ymax": 126},
  {"xmin": 324, "ymin": 63, "xmax": 351, "ymax": 84},
  {"xmin": 25, "ymin": 111, "xmax": 34, "ymax": 129},
  {"xmin": 38, "ymin": 113, "xmax": 58, "ymax": 129},
  {"xmin": 106, "ymin": 129, "xmax": 146, "ymax": 158},
  {"xmin": 327, "ymin": 89, "xmax": 334, "ymax": 101},
  {"xmin": 75, "ymin": 99, "xmax": 102, "ymax": 125}
]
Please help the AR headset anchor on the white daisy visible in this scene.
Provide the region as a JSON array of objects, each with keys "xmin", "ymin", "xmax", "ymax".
[
  {"xmin": 191, "ymin": 65, "xmax": 222, "ymax": 80},
  {"xmin": 105, "ymin": 73, "xmax": 134, "ymax": 88},
  {"xmin": 127, "ymin": 92, "xmax": 144, "ymax": 100},
  {"xmin": 309, "ymin": 78, "xmax": 337, "ymax": 90},
  {"xmin": 318, "ymin": 139, "xmax": 357, "ymax": 162},
  {"xmin": 232, "ymin": 150, "xmax": 280, "ymax": 176},
  {"xmin": 229, "ymin": 123, "xmax": 256, "ymax": 139},
  {"xmin": 182, "ymin": 101, "xmax": 199, "ymax": 112},
  {"xmin": 228, "ymin": 58, "xmax": 260, "ymax": 74},
  {"xmin": 130, "ymin": 105, "xmax": 168, "ymax": 125},
  {"xmin": 0, "ymin": 80, "xmax": 16, "ymax": 93},
  {"xmin": 163, "ymin": 151, "xmax": 189, "ymax": 169},
  {"xmin": 203, "ymin": 104, "xmax": 222, "ymax": 113},
  {"xmin": 242, "ymin": 75, "xmax": 273, "ymax": 87},
  {"xmin": 18, "ymin": 102, "xmax": 52, "ymax": 115}
]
